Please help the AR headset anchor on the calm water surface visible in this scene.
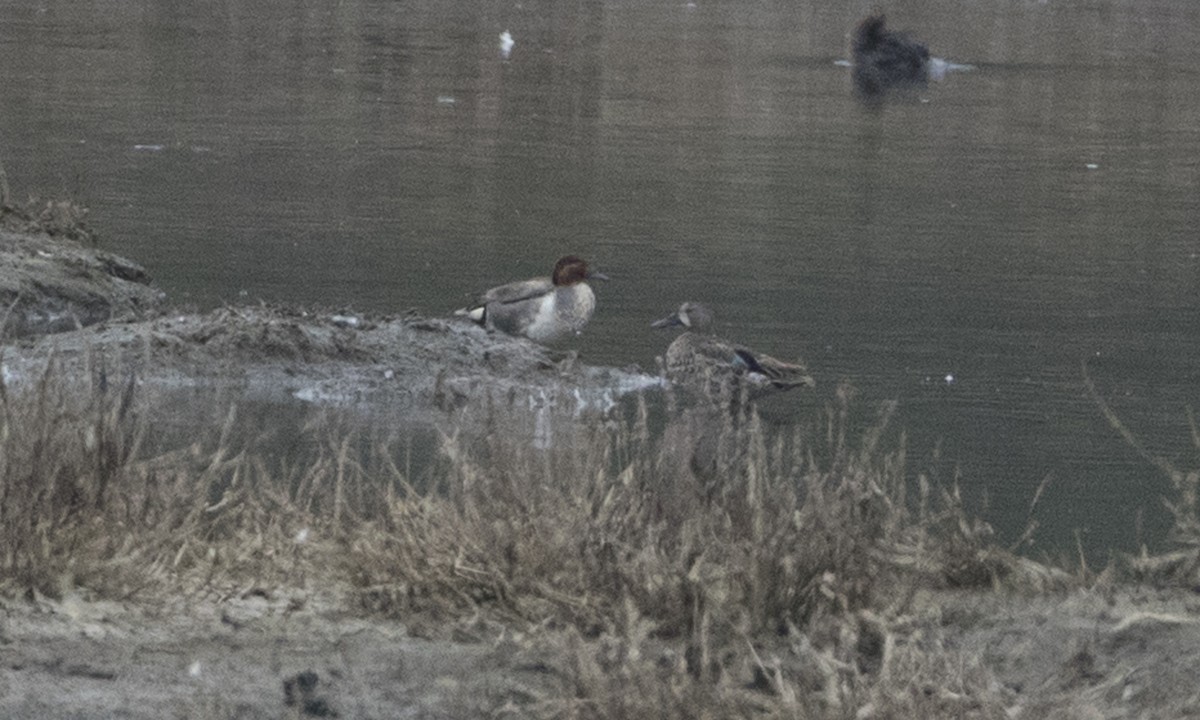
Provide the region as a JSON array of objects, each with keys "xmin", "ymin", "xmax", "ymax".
[{"xmin": 3, "ymin": 0, "xmax": 1199, "ymax": 558}]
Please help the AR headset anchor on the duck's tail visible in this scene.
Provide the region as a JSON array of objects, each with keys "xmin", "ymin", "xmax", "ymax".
[
  {"xmin": 733, "ymin": 350, "xmax": 816, "ymax": 390},
  {"xmin": 453, "ymin": 305, "xmax": 487, "ymax": 324}
]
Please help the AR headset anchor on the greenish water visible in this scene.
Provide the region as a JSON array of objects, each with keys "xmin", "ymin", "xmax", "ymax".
[{"xmin": 2, "ymin": 0, "xmax": 1199, "ymax": 558}]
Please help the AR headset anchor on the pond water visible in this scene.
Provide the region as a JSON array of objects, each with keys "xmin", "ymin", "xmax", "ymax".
[{"xmin": 2, "ymin": 0, "xmax": 1199, "ymax": 560}]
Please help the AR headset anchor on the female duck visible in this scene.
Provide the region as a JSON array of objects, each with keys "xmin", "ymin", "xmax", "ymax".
[
  {"xmin": 456, "ymin": 255, "xmax": 608, "ymax": 344},
  {"xmin": 651, "ymin": 302, "xmax": 814, "ymax": 401}
]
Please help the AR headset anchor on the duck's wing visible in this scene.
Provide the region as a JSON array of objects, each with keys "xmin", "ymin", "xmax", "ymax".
[
  {"xmin": 456, "ymin": 278, "xmax": 553, "ymax": 321},
  {"xmin": 454, "ymin": 277, "xmax": 554, "ymax": 316},
  {"xmin": 477, "ymin": 277, "xmax": 554, "ymax": 305},
  {"xmin": 731, "ymin": 347, "xmax": 816, "ymax": 390}
]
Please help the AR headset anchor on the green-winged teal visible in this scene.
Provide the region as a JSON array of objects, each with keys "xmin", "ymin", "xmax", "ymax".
[
  {"xmin": 456, "ymin": 255, "xmax": 608, "ymax": 343},
  {"xmin": 651, "ymin": 302, "xmax": 815, "ymax": 400}
]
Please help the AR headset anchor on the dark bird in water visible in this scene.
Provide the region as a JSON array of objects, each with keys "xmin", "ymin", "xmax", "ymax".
[
  {"xmin": 851, "ymin": 14, "xmax": 931, "ymax": 98},
  {"xmin": 651, "ymin": 302, "xmax": 815, "ymax": 403}
]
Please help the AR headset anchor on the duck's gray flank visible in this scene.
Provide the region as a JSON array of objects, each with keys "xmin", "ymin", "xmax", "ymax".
[{"xmin": 455, "ymin": 255, "xmax": 608, "ymax": 344}]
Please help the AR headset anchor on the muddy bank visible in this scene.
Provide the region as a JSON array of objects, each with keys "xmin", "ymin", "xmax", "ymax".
[
  {"xmin": 0, "ymin": 591, "xmax": 553, "ymax": 719},
  {"xmin": 1, "ymin": 303, "xmax": 663, "ymax": 429},
  {"xmin": 4, "ymin": 585, "xmax": 1200, "ymax": 719},
  {"xmin": 0, "ymin": 228, "xmax": 164, "ymax": 339}
]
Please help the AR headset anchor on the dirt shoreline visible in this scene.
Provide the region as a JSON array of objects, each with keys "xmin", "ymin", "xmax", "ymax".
[
  {"xmin": 3, "ymin": 230, "xmax": 1200, "ymax": 719},
  {"xmin": 5, "ymin": 584, "xmax": 1200, "ymax": 719}
]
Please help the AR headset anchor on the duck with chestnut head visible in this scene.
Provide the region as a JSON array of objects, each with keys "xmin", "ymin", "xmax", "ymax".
[{"xmin": 455, "ymin": 255, "xmax": 609, "ymax": 344}]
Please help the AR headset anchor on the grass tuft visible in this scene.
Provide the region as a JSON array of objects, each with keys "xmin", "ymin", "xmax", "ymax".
[
  {"xmin": 0, "ymin": 154, "xmax": 96, "ymax": 244},
  {"xmin": 1084, "ymin": 358, "xmax": 1200, "ymax": 586},
  {"xmin": 0, "ymin": 353, "xmax": 145, "ymax": 597}
]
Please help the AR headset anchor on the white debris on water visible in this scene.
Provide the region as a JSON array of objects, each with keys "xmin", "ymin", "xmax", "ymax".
[
  {"xmin": 606, "ymin": 369, "xmax": 669, "ymax": 395},
  {"xmin": 927, "ymin": 57, "xmax": 950, "ymax": 81},
  {"xmin": 834, "ymin": 56, "xmax": 973, "ymax": 80},
  {"xmin": 922, "ymin": 373, "xmax": 958, "ymax": 386},
  {"xmin": 293, "ymin": 385, "xmax": 353, "ymax": 404},
  {"xmin": 927, "ymin": 57, "xmax": 974, "ymax": 81},
  {"xmin": 572, "ymin": 371, "xmax": 667, "ymax": 415},
  {"xmin": 575, "ymin": 387, "xmax": 614, "ymax": 416},
  {"xmin": 517, "ymin": 370, "xmax": 663, "ymax": 448},
  {"xmin": 499, "ymin": 30, "xmax": 514, "ymax": 59}
]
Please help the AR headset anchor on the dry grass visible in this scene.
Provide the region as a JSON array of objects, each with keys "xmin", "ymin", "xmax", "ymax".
[
  {"xmin": 0, "ymin": 354, "xmax": 147, "ymax": 597},
  {"xmin": 0, "ymin": 196, "xmax": 96, "ymax": 244},
  {"xmin": 0, "ymin": 154, "xmax": 96, "ymax": 244},
  {"xmin": 1083, "ymin": 358, "xmax": 1200, "ymax": 586},
  {"xmin": 1, "ymin": 362, "xmax": 1071, "ymax": 716},
  {"xmin": 0, "ymin": 356, "xmax": 347, "ymax": 599},
  {"xmin": 349, "ymin": 389, "xmax": 1015, "ymax": 626},
  {"xmin": 343, "ymin": 386, "xmax": 1051, "ymax": 717}
]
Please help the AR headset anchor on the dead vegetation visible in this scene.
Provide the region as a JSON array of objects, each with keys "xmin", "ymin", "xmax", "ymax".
[
  {"xmin": 0, "ymin": 355, "xmax": 341, "ymax": 600},
  {"xmin": 344, "ymin": 387, "xmax": 1069, "ymax": 718},
  {"xmin": 350, "ymin": 388, "xmax": 1034, "ymax": 627},
  {"xmin": 0, "ymin": 156, "xmax": 95, "ymax": 245},
  {"xmin": 0, "ymin": 359, "xmax": 1096, "ymax": 717},
  {"xmin": 1084, "ymin": 359, "xmax": 1200, "ymax": 588},
  {"xmin": 0, "ymin": 354, "xmax": 146, "ymax": 597}
]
